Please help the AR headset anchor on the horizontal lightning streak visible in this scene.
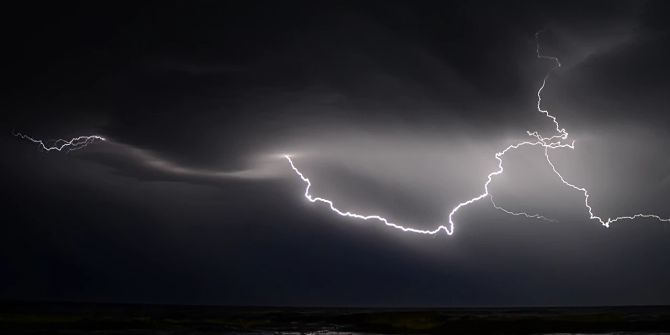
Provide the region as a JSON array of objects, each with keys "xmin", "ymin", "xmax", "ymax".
[
  {"xmin": 285, "ymin": 155, "xmax": 450, "ymax": 235},
  {"xmin": 13, "ymin": 132, "xmax": 105, "ymax": 152},
  {"xmin": 490, "ymin": 196, "xmax": 556, "ymax": 223}
]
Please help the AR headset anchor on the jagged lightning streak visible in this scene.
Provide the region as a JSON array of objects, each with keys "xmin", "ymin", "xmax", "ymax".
[
  {"xmin": 284, "ymin": 136, "xmax": 566, "ymax": 235},
  {"xmin": 544, "ymin": 147, "xmax": 670, "ymax": 227},
  {"xmin": 13, "ymin": 131, "xmax": 106, "ymax": 152},
  {"xmin": 490, "ymin": 197, "xmax": 556, "ymax": 223},
  {"xmin": 285, "ymin": 155, "xmax": 451, "ymax": 235},
  {"xmin": 285, "ymin": 30, "xmax": 669, "ymax": 236}
]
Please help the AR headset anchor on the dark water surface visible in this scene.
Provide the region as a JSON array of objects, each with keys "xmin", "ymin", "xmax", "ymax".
[{"xmin": 2, "ymin": 302, "xmax": 670, "ymax": 334}]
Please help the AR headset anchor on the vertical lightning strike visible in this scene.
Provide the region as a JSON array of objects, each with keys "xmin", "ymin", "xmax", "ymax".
[
  {"xmin": 531, "ymin": 31, "xmax": 568, "ymax": 144},
  {"xmin": 13, "ymin": 132, "xmax": 106, "ymax": 152},
  {"xmin": 284, "ymin": 30, "xmax": 669, "ymax": 236},
  {"xmin": 530, "ymin": 31, "xmax": 670, "ymax": 227}
]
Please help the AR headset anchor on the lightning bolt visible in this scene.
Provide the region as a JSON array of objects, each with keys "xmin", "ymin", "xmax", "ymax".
[
  {"xmin": 544, "ymin": 146, "xmax": 670, "ymax": 226},
  {"xmin": 13, "ymin": 30, "xmax": 668, "ymax": 233},
  {"xmin": 13, "ymin": 131, "xmax": 106, "ymax": 152},
  {"xmin": 285, "ymin": 155, "xmax": 450, "ymax": 235},
  {"xmin": 490, "ymin": 197, "xmax": 557, "ymax": 223},
  {"xmin": 285, "ymin": 30, "xmax": 669, "ymax": 235}
]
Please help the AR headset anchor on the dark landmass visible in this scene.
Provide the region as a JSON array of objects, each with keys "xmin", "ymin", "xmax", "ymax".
[{"xmin": 2, "ymin": 302, "xmax": 670, "ymax": 334}]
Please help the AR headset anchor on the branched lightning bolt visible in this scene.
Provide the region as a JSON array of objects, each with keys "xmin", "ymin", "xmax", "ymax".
[
  {"xmin": 544, "ymin": 146, "xmax": 670, "ymax": 226},
  {"xmin": 528, "ymin": 31, "xmax": 670, "ymax": 227},
  {"xmin": 14, "ymin": 31, "xmax": 667, "ymax": 234},
  {"xmin": 285, "ymin": 30, "xmax": 669, "ymax": 236},
  {"xmin": 13, "ymin": 131, "xmax": 106, "ymax": 152}
]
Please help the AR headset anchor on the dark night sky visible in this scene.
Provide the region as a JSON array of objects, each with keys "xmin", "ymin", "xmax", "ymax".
[{"xmin": 2, "ymin": 1, "xmax": 670, "ymax": 306}]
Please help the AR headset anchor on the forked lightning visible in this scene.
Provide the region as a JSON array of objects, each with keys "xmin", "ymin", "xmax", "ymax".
[{"xmin": 285, "ymin": 31, "xmax": 669, "ymax": 236}]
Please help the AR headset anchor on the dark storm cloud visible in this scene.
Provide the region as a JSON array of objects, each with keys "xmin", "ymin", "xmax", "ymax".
[{"xmin": 3, "ymin": 0, "xmax": 670, "ymax": 306}]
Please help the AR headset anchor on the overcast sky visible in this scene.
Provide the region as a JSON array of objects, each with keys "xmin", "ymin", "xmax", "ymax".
[{"xmin": 2, "ymin": 0, "xmax": 670, "ymax": 306}]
